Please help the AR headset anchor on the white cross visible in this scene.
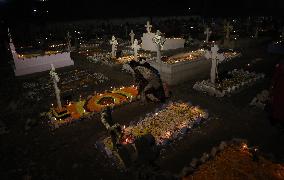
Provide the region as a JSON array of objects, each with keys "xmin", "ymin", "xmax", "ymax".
[
  {"xmin": 66, "ymin": 32, "xmax": 71, "ymax": 51},
  {"xmin": 50, "ymin": 64, "xmax": 62, "ymax": 110},
  {"xmin": 110, "ymin": 35, "xmax": 118, "ymax": 58},
  {"xmin": 145, "ymin": 21, "xmax": 152, "ymax": 33},
  {"xmin": 204, "ymin": 27, "xmax": 212, "ymax": 43},
  {"xmin": 224, "ymin": 22, "xmax": 233, "ymax": 39},
  {"xmin": 129, "ymin": 29, "xmax": 135, "ymax": 45},
  {"xmin": 131, "ymin": 39, "xmax": 140, "ymax": 60},
  {"xmin": 254, "ymin": 27, "xmax": 259, "ymax": 38},
  {"xmin": 205, "ymin": 45, "xmax": 225, "ymax": 84},
  {"xmin": 152, "ymin": 30, "xmax": 166, "ymax": 62}
]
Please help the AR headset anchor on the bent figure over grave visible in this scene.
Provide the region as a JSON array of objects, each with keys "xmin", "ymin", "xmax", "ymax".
[{"xmin": 128, "ymin": 60, "xmax": 166, "ymax": 103}]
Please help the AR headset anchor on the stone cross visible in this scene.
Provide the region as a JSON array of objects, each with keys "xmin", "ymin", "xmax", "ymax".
[
  {"xmin": 254, "ymin": 27, "xmax": 259, "ymax": 38},
  {"xmin": 204, "ymin": 27, "xmax": 212, "ymax": 43},
  {"xmin": 131, "ymin": 39, "xmax": 140, "ymax": 61},
  {"xmin": 66, "ymin": 32, "xmax": 71, "ymax": 51},
  {"xmin": 109, "ymin": 35, "xmax": 118, "ymax": 59},
  {"xmin": 152, "ymin": 30, "xmax": 166, "ymax": 62},
  {"xmin": 205, "ymin": 45, "xmax": 225, "ymax": 84},
  {"xmin": 50, "ymin": 64, "xmax": 62, "ymax": 110},
  {"xmin": 145, "ymin": 21, "xmax": 152, "ymax": 33},
  {"xmin": 8, "ymin": 28, "xmax": 12, "ymax": 43},
  {"xmin": 245, "ymin": 18, "xmax": 251, "ymax": 33},
  {"xmin": 224, "ymin": 22, "xmax": 233, "ymax": 39},
  {"xmin": 129, "ymin": 29, "xmax": 135, "ymax": 45},
  {"xmin": 187, "ymin": 34, "xmax": 193, "ymax": 45}
]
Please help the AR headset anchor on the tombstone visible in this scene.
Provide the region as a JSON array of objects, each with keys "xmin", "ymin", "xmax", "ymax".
[
  {"xmin": 254, "ymin": 27, "xmax": 259, "ymax": 38},
  {"xmin": 129, "ymin": 29, "xmax": 135, "ymax": 45},
  {"xmin": 152, "ymin": 30, "xmax": 166, "ymax": 62},
  {"xmin": 50, "ymin": 64, "xmax": 62, "ymax": 110},
  {"xmin": 131, "ymin": 39, "xmax": 140, "ymax": 61},
  {"xmin": 109, "ymin": 35, "xmax": 118, "ymax": 59},
  {"xmin": 204, "ymin": 27, "xmax": 212, "ymax": 43},
  {"xmin": 145, "ymin": 21, "xmax": 152, "ymax": 34},
  {"xmin": 187, "ymin": 34, "xmax": 193, "ymax": 45},
  {"xmin": 66, "ymin": 31, "xmax": 71, "ymax": 51},
  {"xmin": 281, "ymin": 27, "xmax": 284, "ymax": 38},
  {"xmin": 224, "ymin": 22, "xmax": 233, "ymax": 40},
  {"xmin": 205, "ymin": 45, "xmax": 225, "ymax": 84}
]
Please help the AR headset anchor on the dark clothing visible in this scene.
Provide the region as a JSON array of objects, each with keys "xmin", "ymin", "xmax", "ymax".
[{"xmin": 128, "ymin": 60, "xmax": 165, "ymax": 102}]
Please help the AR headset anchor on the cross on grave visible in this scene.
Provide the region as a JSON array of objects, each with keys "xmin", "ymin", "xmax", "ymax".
[
  {"xmin": 205, "ymin": 45, "xmax": 225, "ymax": 84},
  {"xmin": 129, "ymin": 29, "xmax": 135, "ymax": 45},
  {"xmin": 66, "ymin": 32, "xmax": 71, "ymax": 51},
  {"xmin": 8, "ymin": 28, "xmax": 13, "ymax": 43},
  {"xmin": 110, "ymin": 35, "xmax": 118, "ymax": 59},
  {"xmin": 254, "ymin": 27, "xmax": 259, "ymax": 38},
  {"xmin": 145, "ymin": 21, "xmax": 152, "ymax": 34},
  {"xmin": 281, "ymin": 27, "xmax": 284, "ymax": 38},
  {"xmin": 224, "ymin": 22, "xmax": 233, "ymax": 39},
  {"xmin": 152, "ymin": 30, "xmax": 166, "ymax": 62},
  {"xmin": 131, "ymin": 39, "xmax": 140, "ymax": 61},
  {"xmin": 50, "ymin": 64, "xmax": 62, "ymax": 110},
  {"xmin": 204, "ymin": 27, "xmax": 212, "ymax": 43}
]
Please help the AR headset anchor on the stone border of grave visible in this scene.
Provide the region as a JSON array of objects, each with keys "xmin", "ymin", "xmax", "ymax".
[
  {"xmin": 193, "ymin": 69, "xmax": 265, "ymax": 97},
  {"xmin": 179, "ymin": 138, "xmax": 277, "ymax": 178},
  {"xmin": 95, "ymin": 101, "xmax": 210, "ymax": 169}
]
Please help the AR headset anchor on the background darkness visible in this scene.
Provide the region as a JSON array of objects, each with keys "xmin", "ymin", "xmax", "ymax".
[{"xmin": 0, "ymin": 0, "xmax": 284, "ymax": 22}]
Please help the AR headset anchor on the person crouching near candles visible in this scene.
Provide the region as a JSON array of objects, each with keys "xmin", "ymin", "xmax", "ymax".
[{"xmin": 128, "ymin": 60, "xmax": 166, "ymax": 103}]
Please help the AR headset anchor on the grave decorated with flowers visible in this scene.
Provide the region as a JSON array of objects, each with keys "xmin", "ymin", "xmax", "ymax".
[{"xmin": 98, "ymin": 102, "xmax": 209, "ymax": 168}]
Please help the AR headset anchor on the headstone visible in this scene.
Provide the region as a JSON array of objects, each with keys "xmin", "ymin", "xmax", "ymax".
[
  {"xmin": 205, "ymin": 45, "xmax": 225, "ymax": 84},
  {"xmin": 50, "ymin": 64, "xmax": 62, "ymax": 110},
  {"xmin": 254, "ymin": 27, "xmax": 259, "ymax": 38},
  {"xmin": 145, "ymin": 21, "xmax": 152, "ymax": 34},
  {"xmin": 109, "ymin": 35, "xmax": 118, "ymax": 59},
  {"xmin": 152, "ymin": 30, "xmax": 166, "ymax": 62},
  {"xmin": 129, "ymin": 29, "xmax": 135, "ymax": 45},
  {"xmin": 131, "ymin": 39, "xmax": 140, "ymax": 61},
  {"xmin": 66, "ymin": 32, "xmax": 71, "ymax": 51},
  {"xmin": 204, "ymin": 27, "xmax": 212, "ymax": 43},
  {"xmin": 224, "ymin": 22, "xmax": 233, "ymax": 39}
]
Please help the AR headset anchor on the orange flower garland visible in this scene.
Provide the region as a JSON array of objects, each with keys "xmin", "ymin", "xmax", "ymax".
[{"xmin": 86, "ymin": 93, "xmax": 127, "ymax": 112}]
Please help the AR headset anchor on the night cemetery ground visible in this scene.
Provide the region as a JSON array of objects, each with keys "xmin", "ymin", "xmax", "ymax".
[{"xmin": 1, "ymin": 45, "xmax": 284, "ymax": 179}]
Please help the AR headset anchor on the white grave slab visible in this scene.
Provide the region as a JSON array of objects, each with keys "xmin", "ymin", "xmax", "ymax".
[{"xmin": 8, "ymin": 29, "xmax": 74, "ymax": 76}]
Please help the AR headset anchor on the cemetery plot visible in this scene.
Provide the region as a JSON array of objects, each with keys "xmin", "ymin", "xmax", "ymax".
[
  {"xmin": 162, "ymin": 49, "xmax": 206, "ymax": 64},
  {"xmin": 182, "ymin": 140, "xmax": 284, "ymax": 179},
  {"xmin": 22, "ymin": 69, "xmax": 109, "ymax": 101},
  {"xmin": 46, "ymin": 86, "xmax": 138, "ymax": 129},
  {"xmin": 161, "ymin": 49, "xmax": 240, "ymax": 64},
  {"xmin": 98, "ymin": 102, "xmax": 209, "ymax": 168},
  {"xmin": 193, "ymin": 69, "xmax": 265, "ymax": 97}
]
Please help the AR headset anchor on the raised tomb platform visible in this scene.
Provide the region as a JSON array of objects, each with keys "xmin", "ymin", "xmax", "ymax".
[
  {"xmin": 149, "ymin": 49, "xmax": 241, "ymax": 85},
  {"xmin": 141, "ymin": 33, "xmax": 185, "ymax": 51},
  {"xmin": 13, "ymin": 52, "xmax": 74, "ymax": 76},
  {"xmin": 9, "ymin": 41, "xmax": 74, "ymax": 76},
  {"xmin": 148, "ymin": 49, "xmax": 208, "ymax": 85}
]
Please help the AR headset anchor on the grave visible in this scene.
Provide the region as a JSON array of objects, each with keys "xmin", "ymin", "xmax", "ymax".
[
  {"xmin": 8, "ymin": 30, "xmax": 74, "ymax": 76},
  {"xmin": 141, "ymin": 21, "xmax": 185, "ymax": 51}
]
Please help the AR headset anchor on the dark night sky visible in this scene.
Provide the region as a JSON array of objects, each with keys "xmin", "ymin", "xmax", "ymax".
[{"xmin": 1, "ymin": 0, "xmax": 284, "ymax": 21}]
